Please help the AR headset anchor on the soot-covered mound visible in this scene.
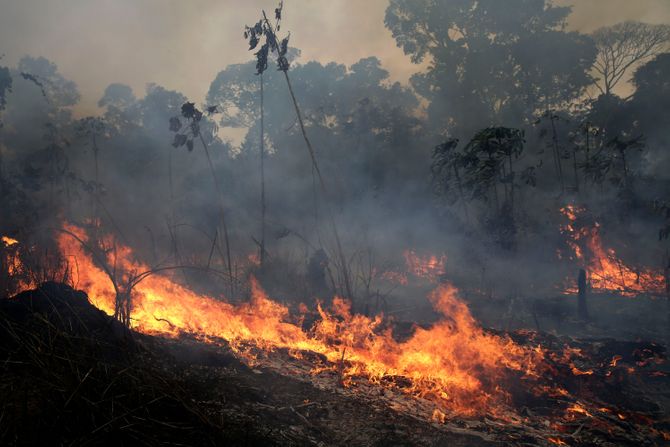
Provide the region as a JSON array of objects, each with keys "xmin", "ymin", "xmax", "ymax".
[{"xmin": 0, "ymin": 282, "xmax": 252, "ymax": 446}]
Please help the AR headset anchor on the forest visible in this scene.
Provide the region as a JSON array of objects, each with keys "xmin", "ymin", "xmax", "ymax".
[{"xmin": 0, "ymin": 1, "xmax": 669, "ymax": 445}]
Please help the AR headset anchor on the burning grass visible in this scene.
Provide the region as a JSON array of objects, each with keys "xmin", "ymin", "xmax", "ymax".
[
  {"xmin": 2, "ymin": 224, "xmax": 669, "ymax": 445},
  {"xmin": 53, "ymin": 224, "xmax": 546, "ymax": 418}
]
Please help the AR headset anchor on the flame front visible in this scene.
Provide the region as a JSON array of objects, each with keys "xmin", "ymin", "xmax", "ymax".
[
  {"xmin": 54, "ymin": 224, "xmax": 544, "ymax": 417},
  {"xmin": 560, "ymin": 205, "xmax": 665, "ymax": 296}
]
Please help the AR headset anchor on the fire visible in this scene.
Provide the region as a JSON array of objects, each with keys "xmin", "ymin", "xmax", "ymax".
[
  {"xmin": 51, "ymin": 224, "xmax": 544, "ymax": 417},
  {"xmin": 609, "ymin": 355, "xmax": 623, "ymax": 367},
  {"xmin": 559, "ymin": 205, "xmax": 665, "ymax": 296},
  {"xmin": 380, "ymin": 270, "xmax": 408, "ymax": 285},
  {"xmin": 246, "ymin": 252, "xmax": 261, "ymax": 267},
  {"xmin": 380, "ymin": 249, "xmax": 447, "ymax": 285},
  {"xmin": 431, "ymin": 408, "xmax": 447, "ymax": 423},
  {"xmin": 565, "ymin": 403, "xmax": 592, "ymax": 419},
  {"xmin": 1, "ymin": 235, "xmax": 36, "ymax": 293},
  {"xmin": 1, "ymin": 236, "xmax": 19, "ymax": 246},
  {"xmin": 403, "ymin": 250, "xmax": 447, "ymax": 282}
]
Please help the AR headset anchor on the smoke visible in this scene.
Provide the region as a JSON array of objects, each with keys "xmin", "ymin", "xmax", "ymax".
[
  {"xmin": 0, "ymin": 1, "xmax": 668, "ymax": 340},
  {"xmin": 1, "ymin": 0, "xmax": 667, "ymax": 114}
]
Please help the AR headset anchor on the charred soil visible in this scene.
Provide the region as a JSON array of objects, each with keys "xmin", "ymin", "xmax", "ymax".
[{"xmin": 1, "ymin": 283, "xmax": 668, "ymax": 446}]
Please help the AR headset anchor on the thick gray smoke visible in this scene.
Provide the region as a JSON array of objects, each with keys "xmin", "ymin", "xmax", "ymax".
[{"xmin": 1, "ymin": 1, "xmax": 668, "ymax": 337}]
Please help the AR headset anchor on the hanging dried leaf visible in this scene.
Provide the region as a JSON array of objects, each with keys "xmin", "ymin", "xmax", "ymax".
[
  {"xmin": 249, "ymin": 33, "xmax": 259, "ymax": 50},
  {"xmin": 169, "ymin": 116, "xmax": 181, "ymax": 132},
  {"xmin": 255, "ymin": 43, "xmax": 269, "ymax": 75},
  {"xmin": 172, "ymin": 133, "xmax": 187, "ymax": 148},
  {"xmin": 279, "ymin": 34, "xmax": 290, "ymax": 56},
  {"xmin": 277, "ymin": 55, "xmax": 289, "ymax": 72},
  {"xmin": 181, "ymin": 102, "xmax": 197, "ymax": 119}
]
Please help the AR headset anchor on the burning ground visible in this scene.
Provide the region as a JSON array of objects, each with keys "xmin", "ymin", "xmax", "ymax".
[{"xmin": 1, "ymin": 226, "xmax": 669, "ymax": 446}]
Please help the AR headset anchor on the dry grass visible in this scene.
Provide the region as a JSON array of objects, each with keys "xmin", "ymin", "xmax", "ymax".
[{"xmin": 0, "ymin": 282, "xmax": 224, "ymax": 446}]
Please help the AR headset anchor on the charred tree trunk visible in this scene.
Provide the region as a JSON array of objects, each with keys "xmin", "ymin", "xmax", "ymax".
[
  {"xmin": 259, "ymin": 9, "xmax": 354, "ymax": 307},
  {"xmin": 259, "ymin": 73, "xmax": 266, "ymax": 270},
  {"xmin": 578, "ymin": 268, "xmax": 589, "ymax": 320},
  {"xmin": 197, "ymin": 132, "xmax": 235, "ymax": 300}
]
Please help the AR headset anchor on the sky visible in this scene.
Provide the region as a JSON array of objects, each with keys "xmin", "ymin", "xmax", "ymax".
[{"xmin": 1, "ymin": 0, "xmax": 669, "ymax": 115}]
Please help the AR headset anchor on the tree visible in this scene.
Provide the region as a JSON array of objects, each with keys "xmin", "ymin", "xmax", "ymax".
[
  {"xmin": 76, "ymin": 117, "xmax": 106, "ymax": 210},
  {"xmin": 432, "ymin": 127, "xmax": 533, "ymax": 250},
  {"xmin": 0, "ymin": 59, "xmax": 12, "ymax": 172},
  {"xmin": 591, "ymin": 21, "xmax": 670, "ymax": 96},
  {"xmin": 627, "ymin": 53, "xmax": 670, "ymax": 180},
  {"xmin": 385, "ymin": 0, "xmax": 596, "ymax": 137},
  {"xmin": 169, "ymin": 102, "xmax": 236, "ymax": 298},
  {"xmin": 0, "ymin": 63, "xmax": 11, "ymax": 116},
  {"xmin": 98, "ymin": 83, "xmax": 138, "ymax": 133},
  {"xmin": 17, "ymin": 56, "xmax": 80, "ymax": 109}
]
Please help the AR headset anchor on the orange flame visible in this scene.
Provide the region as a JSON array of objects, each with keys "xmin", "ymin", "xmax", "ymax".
[
  {"xmin": 1, "ymin": 236, "xmax": 19, "ymax": 247},
  {"xmin": 403, "ymin": 250, "xmax": 447, "ymax": 282},
  {"xmin": 559, "ymin": 206, "xmax": 665, "ymax": 296},
  {"xmin": 53, "ymin": 224, "xmax": 544, "ymax": 418},
  {"xmin": 2, "ymin": 235, "xmax": 37, "ymax": 293},
  {"xmin": 565, "ymin": 403, "xmax": 592, "ymax": 419}
]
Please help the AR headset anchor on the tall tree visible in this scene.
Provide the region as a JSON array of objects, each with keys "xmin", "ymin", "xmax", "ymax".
[
  {"xmin": 591, "ymin": 21, "xmax": 670, "ymax": 96},
  {"xmin": 385, "ymin": 0, "xmax": 596, "ymax": 137},
  {"xmin": 627, "ymin": 53, "xmax": 670, "ymax": 179}
]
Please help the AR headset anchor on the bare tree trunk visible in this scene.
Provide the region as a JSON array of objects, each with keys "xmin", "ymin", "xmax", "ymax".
[
  {"xmin": 549, "ymin": 111, "xmax": 565, "ymax": 193},
  {"xmin": 197, "ymin": 133, "xmax": 235, "ymax": 300},
  {"xmin": 453, "ymin": 165, "xmax": 470, "ymax": 223},
  {"xmin": 260, "ymin": 10, "xmax": 353, "ymax": 306},
  {"xmin": 578, "ymin": 268, "xmax": 589, "ymax": 320},
  {"xmin": 259, "ymin": 73, "xmax": 266, "ymax": 270},
  {"xmin": 508, "ymin": 154, "xmax": 515, "ymax": 216},
  {"xmin": 282, "ymin": 71, "xmax": 354, "ymax": 305}
]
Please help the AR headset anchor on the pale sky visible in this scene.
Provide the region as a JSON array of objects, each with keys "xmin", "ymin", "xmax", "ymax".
[{"xmin": 1, "ymin": 0, "xmax": 669, "ymax": 115}]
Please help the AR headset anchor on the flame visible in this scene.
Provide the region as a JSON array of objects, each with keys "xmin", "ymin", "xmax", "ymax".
[
  {"xmin": 380, "ymin": 270, "xmax": 409, "ymax": 285},
  {"xmin": 2, "ymin": 235, "xmax": 37, "ymax": 293},
  {"xmin": 609, "ymin": 355, "xmax": 623, "ymax": 367},
  {"xmin": 403, "ymin": 250, "xmax": 447, "ymax": 282},
  {"xmin": 570, "ymin": 366, "xmax": 594, "ymax": 376},
  {"xmin": 559, "ymin": 206, "xmax": 665, "ymax": 296},
  {"xmin": 246, "ymin": 252, "xmax": 261, "ymax": 268},
  {"xmin": 565, "ymin": 403, "xmax": 592, "ymax": 419},
  {"xmin": 52, "ymin": 223, "xmax": 544, "ymax": 418},
  {"xmin": 431, "ymin": 408, "xmax": 447, "ymax": 424},
  {"xmin": 380, "ymin": 249, "xmax": 446, "ymax": 285},
  {"xmin": 2, "ymin": 236, "xmax": 19, "ymax": 246}
]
